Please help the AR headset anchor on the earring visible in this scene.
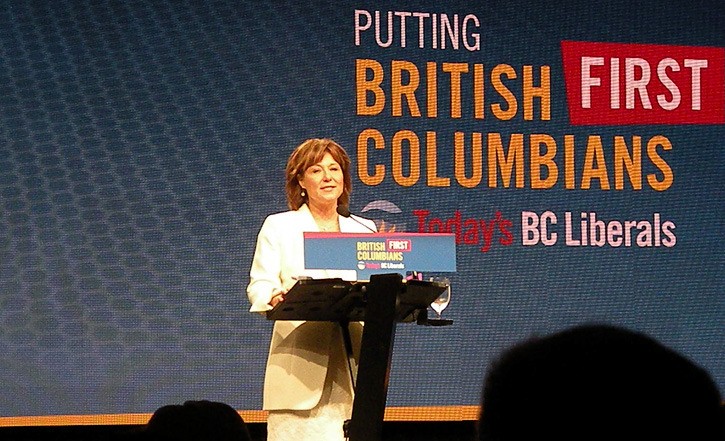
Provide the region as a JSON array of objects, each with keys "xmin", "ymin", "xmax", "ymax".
[{"xmin": 301, "ymin": 190, "xmax": 306, "ymax": 197}]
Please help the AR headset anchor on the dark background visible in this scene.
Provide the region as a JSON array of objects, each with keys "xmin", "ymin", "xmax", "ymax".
[{"xmin": 0, "ymin": 0, "xmax": 722, "ymax": 424}]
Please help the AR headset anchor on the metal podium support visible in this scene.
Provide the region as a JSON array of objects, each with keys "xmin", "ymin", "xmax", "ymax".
[{"xmin": 346, "ymin": 273, "xmax": 401, "ymax": 441}]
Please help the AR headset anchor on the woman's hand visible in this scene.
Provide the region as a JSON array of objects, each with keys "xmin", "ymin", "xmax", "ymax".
[{"xmin": 269, "ymin": 290, "xmax": 287, "ymax": 308}]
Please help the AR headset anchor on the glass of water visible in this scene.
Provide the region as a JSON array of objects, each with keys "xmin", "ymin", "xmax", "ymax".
[{"xmin": 430, "ymin": 277, "xmax": 451, "ymax": 318}]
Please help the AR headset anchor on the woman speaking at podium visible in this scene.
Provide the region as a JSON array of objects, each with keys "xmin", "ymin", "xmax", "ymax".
[{"xmin": 247, "ymin": 138, "xmax": 377, "ymax": 441}]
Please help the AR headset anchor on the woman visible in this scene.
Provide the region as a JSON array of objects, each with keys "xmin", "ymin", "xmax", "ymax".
[{"xmin": 247, "ymin": 138, "xmax": 377, "ymax": 440}]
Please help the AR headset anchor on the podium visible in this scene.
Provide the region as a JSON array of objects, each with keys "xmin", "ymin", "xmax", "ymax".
[
  {"xmin": 267, "ymin": 232, "xmax": 456, "ymax": 441},
  {"xmin": 267, "ymin": 274, "xmax": 448, "ymax": 441}
]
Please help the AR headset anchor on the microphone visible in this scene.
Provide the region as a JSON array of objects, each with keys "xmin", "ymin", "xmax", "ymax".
[{"xmin": 337, "ymin": 205, "xmax": 377, "ymax": 233}]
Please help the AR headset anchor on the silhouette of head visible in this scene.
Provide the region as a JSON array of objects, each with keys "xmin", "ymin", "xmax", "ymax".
[
  {"xmin": 479, "ymin": 324, "xmax": 723, "ymax": 441},
  {"xmin": 143, "ymin": 400, "xmax": 251, "ymax": 441}
]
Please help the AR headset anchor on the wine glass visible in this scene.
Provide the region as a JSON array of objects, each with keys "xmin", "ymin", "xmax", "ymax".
[{"xmin": 430, "ymin": 277, "xmax": 451, "ymax": 318}]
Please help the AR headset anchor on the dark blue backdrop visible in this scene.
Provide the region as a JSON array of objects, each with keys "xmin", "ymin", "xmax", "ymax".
[{"xmin": 0, "ymin": 0, "xmax": 722, "ymax": 417}]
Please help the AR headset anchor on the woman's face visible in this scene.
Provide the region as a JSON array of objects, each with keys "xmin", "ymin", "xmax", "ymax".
[{"xmin": 298, "ymin": 152, "xmax": 344, "ymax": 208}]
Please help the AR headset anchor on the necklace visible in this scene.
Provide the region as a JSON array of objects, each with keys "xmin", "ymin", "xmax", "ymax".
[
  {"xmin": 308, "ymin": 203, "xmax": 339, "ymax": 232},
  {"xmin": 317, "ymin": 219, "xmax": 340, "ymax": 232}
]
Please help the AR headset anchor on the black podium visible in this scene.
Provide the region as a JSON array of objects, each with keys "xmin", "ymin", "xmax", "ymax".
[{"xmin": 267, "ymin": 273, "xmax": 449, "ymax": 441}]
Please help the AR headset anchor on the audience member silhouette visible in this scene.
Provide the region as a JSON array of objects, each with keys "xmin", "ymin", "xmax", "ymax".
[
  {"xmin": 478, "ymin": 324, "xmax": 723, "ymax": 441},
  {"xmin": 140, "ymin": 400, "xmax": 252, "ymax": 441}
]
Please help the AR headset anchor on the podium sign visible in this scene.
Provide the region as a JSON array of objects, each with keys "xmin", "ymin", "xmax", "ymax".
[{"xmin": 303, "ymin": 232, "xmax": 456, "ymax": 280}]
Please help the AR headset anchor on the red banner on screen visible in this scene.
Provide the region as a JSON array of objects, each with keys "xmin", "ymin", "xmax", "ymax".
[{"xmin": 561, "ymin": 41, "xmax": 725, "ymax": 125}]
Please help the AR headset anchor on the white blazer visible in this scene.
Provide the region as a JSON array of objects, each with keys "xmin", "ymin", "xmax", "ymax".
[{"xmin": 247, "ymin": 204, "xmax": 376, "ymax": 410}]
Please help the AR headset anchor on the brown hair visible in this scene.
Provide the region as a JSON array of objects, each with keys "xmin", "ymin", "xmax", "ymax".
[{"xmin": 285, "ymin": 138, "xmax": 352, "ymax": 210}]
